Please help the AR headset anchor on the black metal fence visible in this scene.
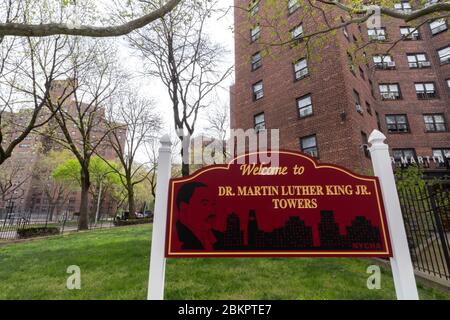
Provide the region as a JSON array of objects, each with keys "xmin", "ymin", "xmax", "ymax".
[
  {"xmin": 398, "ymin": 182, "xmax": 450, "ymax": 282},
  {"xmin": 0, "ymin": 202, "xmax": 115, "ymax": 241}
]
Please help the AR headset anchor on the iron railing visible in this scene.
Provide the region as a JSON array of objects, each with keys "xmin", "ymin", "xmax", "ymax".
[
  {"xmin": 398, "ymin": 183, "xmax": 450, "ymax": 282},
  {"xmin": 0, "ymin": 202, "xmax": 115, "ymax": 241}
]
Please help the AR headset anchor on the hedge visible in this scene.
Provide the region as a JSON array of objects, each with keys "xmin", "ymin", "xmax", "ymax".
[
  {"xmin": 17, "ymin": 227, "xmax": 60, "ymax": 239},
  {"xmin": 114, "ymin": 218, "xmax": 153, "ymax": 227}
]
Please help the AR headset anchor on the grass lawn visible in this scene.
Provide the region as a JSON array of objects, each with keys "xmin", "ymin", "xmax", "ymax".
[{"xmin": 0, "ymin": 224, "xmax": 448, "ymax": 300}]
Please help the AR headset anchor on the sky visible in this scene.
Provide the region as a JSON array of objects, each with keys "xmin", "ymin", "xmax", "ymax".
[{"xmin": 116, "ymin": 0, "xmax": 235, "ymax": 141}]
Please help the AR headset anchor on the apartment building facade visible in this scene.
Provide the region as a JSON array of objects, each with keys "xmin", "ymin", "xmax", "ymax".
[{"xmin": 230, "ymin": 0, "xmax": 450, "ymax": 176}]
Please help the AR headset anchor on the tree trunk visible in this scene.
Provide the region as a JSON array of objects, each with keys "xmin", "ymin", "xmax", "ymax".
[
  {"xmin": 48, "ymin": 204, "xmax": 55, "ymax": 221},
  {"xmin": 181, "ymin": 135, "xmax": 190, "ymax": 177},
  {"xmin": 127, "ymin": 180, "xmax": 135, "ymax": 219},
  {"xmin": 78, "ymin": 166, "xmax": 90, "ymax": 230}
]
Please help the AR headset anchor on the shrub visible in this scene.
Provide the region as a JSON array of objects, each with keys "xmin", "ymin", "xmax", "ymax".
[
  {"xmin": 114, "ymin": 218, "xmax": 153, "ymax": 227},
  {"xmin": 17, "ymin": 227, "xmax": 60, "ymax": 239}
]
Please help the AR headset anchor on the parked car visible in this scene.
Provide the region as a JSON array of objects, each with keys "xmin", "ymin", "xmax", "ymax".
[
  {"xmin": 143, "ymin": 210, "xmax": 153, "ymax": 218},
  {"xmin": 135, "ymin": 212, "xmax": 144, "ymax": 219}
]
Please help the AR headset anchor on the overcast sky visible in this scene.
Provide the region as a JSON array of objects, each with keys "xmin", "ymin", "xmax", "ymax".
[{"xmin": 116, "ymin": 0, "xmax": 235, "ymax": 142}]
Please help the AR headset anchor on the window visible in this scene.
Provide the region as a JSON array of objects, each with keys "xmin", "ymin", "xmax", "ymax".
[
  {"xmin": 432, "ymin": 148, "xmax": 450, "ymax": 167},
  {"xmin": 368, "ymin": 28, "xmax": 386, "ymax": 41},
  {"xmin": 376, "ymin": 112, "xmax": 382, "ymax": 131},
  {"xmin": 361, "ymin": 132, "xmax": 370, "ymax": 158},
  {"xmin": 366, "ymin": 101, "xmax": 372, "ymax": 115},
  {"xmin": 373, "ymin": 55, "xmax": 395, "ymax": 69},
  {"xmin": 288, "ymin": 0, "xmax": 300, "ymax": 14},
  {"xmin": 293, "ymin": 58, "xmax": 308, "ymax": 80},
  {"xmin": 429, "ymin": 18, "xmax": 447, "ymax": 35},
  {"xmin": 251, "ymin": 52, "xmax": 262, "ymax": 71},
  {"xmin": 386, "ymin": 115, "xmax": 409, "ymax": 133},
  {"xmin": 252, "ymin": 81, "xmax": 264, "ymax": 100},
  {"xmin": 297, "ymin": 94, "xmax": 313, "ymax": 118},
  {"xmin": 415, "ymin": 82, "xmax": 437, "ymax": 99},
  {"xmin": 425, "ymin": 0, "xmax": 440, "ymax": 6},
  {"xmin": 400, "ymin": 26, "xmax": 420, "ymax": 40},
  {"xmin": 343, "ymin": 25, "xmax": 349, "ymax": 39},
  {"xmin": 424, "ymin": 114, "xmax": 447, "ymax": 132},
  {"xmin": 353, "ymin": 90, "xmax": 362, "ymax": 114},
  {"xmin": 393, "ymin": 149, "xmax": 416, "ymax": 163},
  {"xmin": 290, "ymin": 24, "xmax": 304, "ymax": 42},
  {"xmin": 339, "ymin": 17, "xmax": 349, "ymax": 40},
  {"xmin": 359, "ymin": 67, "xmax": 365, "ymax": 80},
  {"xmin": 394, "ymin": 1, "xmax": 412, "ymax": 13},
  {"xmin": 300, "ymin": 135, "xmax": 318, "ymax": 158},
  {"xmin": 447, "ymin": 78, "xmax": 450, "ymax": 94},
  {"xmin": 254, "ymin": 113, "xmax": 265, "ymax": 131},
  {"xmin": 249, "ymin": 0, "xmax": 259, "ymax": 16},
  {"xmin": 369, "ymin": 79, "xmax": 375, "ymax": 97},
  {"xmin": 250, "ymin": 25, "xmax": 261, "ymax": 42},
  {"xmin": 347, "ymin": 52, "xmax": 357, "ymax": 74},
  {"xmin": 438, "ymin": 46, "xmax": 450, "ymax": 64},
  {"xmin": 379, "ymin": 84, "xmax": 401, "ymax": 100},
  {"xmin": 407, "ymin": 53, "xmax": 430, "ymax": 68}
]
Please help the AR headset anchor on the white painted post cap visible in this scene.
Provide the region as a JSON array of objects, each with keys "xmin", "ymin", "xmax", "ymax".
[
  {"xmin": 160, "ymin": 134, "xmax": 172, "ymax": 146},
  {"xmin": 368, "ymin": 129, "xmax": 387, "ymax": 145}
]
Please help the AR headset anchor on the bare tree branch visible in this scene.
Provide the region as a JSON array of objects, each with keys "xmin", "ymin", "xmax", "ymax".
[{"xmin": 0, "ymin": 0, "xmax": 182, "ymax": 38}]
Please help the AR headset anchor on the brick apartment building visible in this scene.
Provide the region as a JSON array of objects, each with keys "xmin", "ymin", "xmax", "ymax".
[
  {"xmin": 0, "ymin": 79, "xmax": 126, "ymax": 217},
  {"xmin": 230, "ymin": 0, "xmax": 450, "ymax": 176}
]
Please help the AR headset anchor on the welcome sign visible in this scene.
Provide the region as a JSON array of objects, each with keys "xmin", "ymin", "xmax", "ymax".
[{"xmin": 165, "ymin": 151, "xmax": 392, "ymax": 258}]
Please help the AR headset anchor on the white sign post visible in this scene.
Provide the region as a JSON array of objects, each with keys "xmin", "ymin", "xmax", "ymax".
[
  {"xmin": 147, "ymin": 135, "xmax": 172, "ymax": 300},
  {"xmin": 368, "ymin": 130, "xmax": 419, "ymax": 300}
]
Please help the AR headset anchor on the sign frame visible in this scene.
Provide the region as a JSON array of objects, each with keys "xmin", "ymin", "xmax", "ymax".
[{"xmin": 164, "ymin": 150, "xmax": 393, "ymax": 258}]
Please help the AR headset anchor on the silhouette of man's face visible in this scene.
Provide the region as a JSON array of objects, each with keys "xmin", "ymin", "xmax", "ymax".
[{"xmin": 179, "ymin": 187, "xmax": 216, "ymax": 231}]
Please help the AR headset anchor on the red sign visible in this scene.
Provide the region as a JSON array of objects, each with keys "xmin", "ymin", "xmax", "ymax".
[{"xmin": 165, "ymin": 151, "xmax": 392, "ymax": 258}]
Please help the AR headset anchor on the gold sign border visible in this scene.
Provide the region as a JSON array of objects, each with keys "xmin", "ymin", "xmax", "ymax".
[{"xmin": 166, "ymin": 150, "xmax": 392, "ymax": 257}]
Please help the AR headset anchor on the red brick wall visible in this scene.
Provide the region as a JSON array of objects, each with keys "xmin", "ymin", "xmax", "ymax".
[{"xmin": 230, "ymin": 0, "xmax": 450, "ymax": 173}]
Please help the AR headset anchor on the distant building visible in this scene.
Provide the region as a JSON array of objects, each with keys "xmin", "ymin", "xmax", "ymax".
[{"xmin": 0, "ymin": 79, "xmax": 126, "ymax": 218}]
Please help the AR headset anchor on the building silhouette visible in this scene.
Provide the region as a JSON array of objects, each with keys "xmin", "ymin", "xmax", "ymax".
[
  {"xmin": 318, "ymin": 211, "xmax": 350, "ymax": 249},
  {"xmin": 221, "ymin": 209, "xmax": 383, "ymax": 251},
  {"xmin": 247, "ymin": 209, "xmax": 258, "ymax": 248},
  {"xmin": 346, "ymin": 216, "xmax": 382, "ymax": 250},
  {"xmin": 223, "ymin": 213, "xmax": 244, "ymax": 249}
]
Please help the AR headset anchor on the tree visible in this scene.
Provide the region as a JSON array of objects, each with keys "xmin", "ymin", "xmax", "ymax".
[
  {"xmin": 87, "ymin": 157, "xmax": 122, "ymax": 222},
  {"xmin": 44, "ymin": 38, "xmax": 125, "ymax": 230},
  {"xmin": 0, "ymin": 0, "xmax": 182, "ymax": 37},
  {"xmin": 133, "ymin": 175, "xmax": 155, "ymax": 211},
  {"xmin": 102, "ymin": 92, "xmax": 162, "ymax": 217},
  {"xmin": 205, "ymin": 103, "xmax": 230, "ymax": 163},
  {"xmin": 30, "ymin": 150, "xmax": 74, "ymax": 220},
  {"xmin": 143, "ymin": 134, "xmax": 181, "ymax": 204},
  {"xmin": 1, "ymin": 1, "xmax": 448, "ymax": 39},
  {"xmin": 0, "ymin": 157, "xmax": 31, "ymax": 205},
  {"xmin": 236, "ymin": 1, "xmax": 450, "ymax": 64},
  {"xmin": 129, "ymin": 0, "xmax": 233, "ymax": 176},
  {"xmin": 0, "ymin": 2, "xmax": 76, "ymax": 165},
  {"xmin": 52, "ymin": 156, "xmax": 121, "ymax": 222}
]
